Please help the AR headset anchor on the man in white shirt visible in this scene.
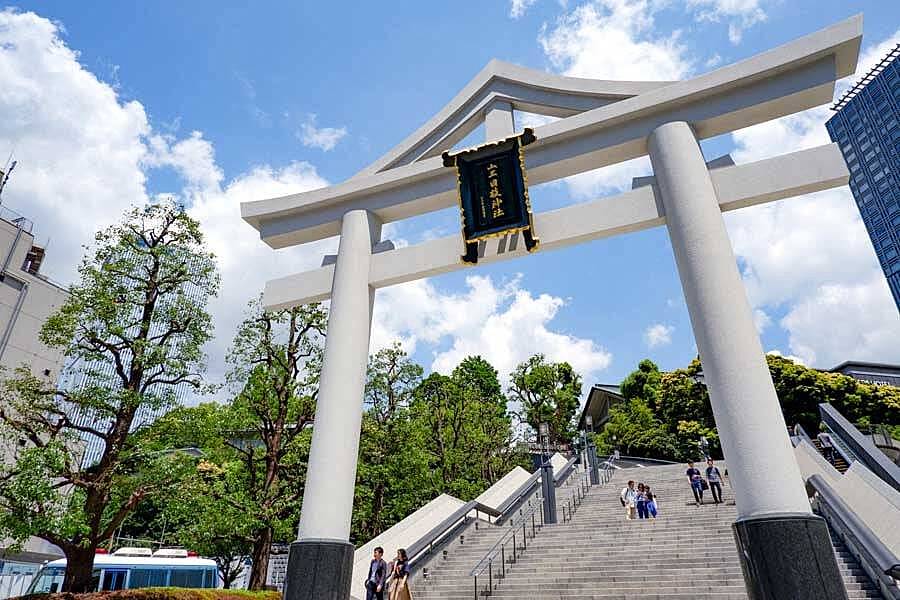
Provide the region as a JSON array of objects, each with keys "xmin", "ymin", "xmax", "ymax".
[{"xmin": 620, "ymin": 480, "xmax": 636, "ymax": 520}]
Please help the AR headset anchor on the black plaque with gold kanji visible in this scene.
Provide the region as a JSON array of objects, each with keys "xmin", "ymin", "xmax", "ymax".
[{"xmin": 442, "ymin": 128, "xmax": 539, "ymax": 264}]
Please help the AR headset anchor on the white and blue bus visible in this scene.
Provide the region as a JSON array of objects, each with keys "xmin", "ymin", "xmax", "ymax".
[{"xmin": 26, "ymin": 548, "xmax": 218, "ymax": 594}]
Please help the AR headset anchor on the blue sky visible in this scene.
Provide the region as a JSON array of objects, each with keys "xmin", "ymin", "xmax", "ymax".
[{"xmin": 2, "ymin": 0, "xmax": 899, "ymax": 396}]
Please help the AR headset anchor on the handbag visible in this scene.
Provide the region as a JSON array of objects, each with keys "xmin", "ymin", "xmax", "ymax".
[{"xmin": 700, "ymin": 478, "xmax": 709, "ymax": 491}]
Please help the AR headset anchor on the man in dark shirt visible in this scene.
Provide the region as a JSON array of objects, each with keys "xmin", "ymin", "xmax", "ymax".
[
  {"xmin": 686, "ymin": 461, "xmax": 704, "ymax": 506},
  {"xmin": 365, "ymin": 547, "xmax": 387, "ymax": 600}
]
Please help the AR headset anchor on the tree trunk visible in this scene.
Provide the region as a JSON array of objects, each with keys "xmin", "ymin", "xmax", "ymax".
[
  {"xmin": 62, "ymin": 545, "xmax": 97, "ymax": 593},
  {"xmin": 248, "ymin": 527, "xmax": 273, "ymax": 590}
]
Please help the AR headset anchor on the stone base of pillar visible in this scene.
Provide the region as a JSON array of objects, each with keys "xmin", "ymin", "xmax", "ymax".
[
  {"xmin": 732, "ymin": 513, "xmax": 848, "ymax": 600},
  {"xmin": 283, "ymin": 539, "xmax": 355, "ymax": 600}
]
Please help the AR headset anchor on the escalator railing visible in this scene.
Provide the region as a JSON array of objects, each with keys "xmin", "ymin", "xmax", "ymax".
[
  {"xmin": 808, "ymin": 474, "xmax": 900, "ymax": 599},
  {"xmin": 819, "ymin": 403, "xmax": 900, "ymax": 493}
]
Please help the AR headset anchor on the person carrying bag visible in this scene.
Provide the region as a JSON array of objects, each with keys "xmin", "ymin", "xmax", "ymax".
[{"xmin": 388, "ymin": 548, "xmax": 412, "ymax": 600}]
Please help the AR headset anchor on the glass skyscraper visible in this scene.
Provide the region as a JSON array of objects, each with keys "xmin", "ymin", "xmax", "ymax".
[{"xmin": 826, "ymin": 43, "xmax": 900, "ymax": 314}]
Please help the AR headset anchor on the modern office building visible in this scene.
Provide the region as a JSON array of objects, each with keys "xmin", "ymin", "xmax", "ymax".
[{"xmin": 826, "ymin": 43, "xmax": 900, "ymax": 314}]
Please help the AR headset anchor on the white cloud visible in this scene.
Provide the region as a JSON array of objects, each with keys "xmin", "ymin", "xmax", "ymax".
[
  {"xmin": 686, "ymin": 0, "xmax": 767, "ymax": 44},
  {"xmin": 538, "ymin": 0, "xmax": 688, "ymax": 199},
  {"xmin": 724, "ymin": 29, "xmax": 900, "ymax": 367},
  {"xmin": 752, "ymin": 308, "xmax": 771, "ymax": 334},
  {"xmin": 0, "ymin": 9, "xmax": 336, "ymax": 393},
  {"xmin": 146, "ymin": 130, "xmax": 224, "ymax": 192},
  {"xmin": 705, "ymin": 53, "xmax": 723, "ymax": 69},
  {"xmin": 372, "ymin": 275, "xmax": 612, "ymax": 387},
  {"xmin": 539, "ymin": 0, "xmax": 692, "ymax": 81},
  {"xmin": 765, "ymin": 349, "xmax": 806, "ymax": 367},
  {"xmin": 297, "ymin": 114, "xmax": 347, "ymax": 151},
  {"xmin": 0, "ymin": 8, "xmax": 152, "ymax": 283},
  {"xmin": 643, "ymin": 323, "xmax": 674, "ymax": 348},
  {"xmin": 185, "ymin": 162, "xmax": 335, "ymax": 387},
  {"xmin": 510, "ymin": 0, "xmax": 538, "ymax": 19}
]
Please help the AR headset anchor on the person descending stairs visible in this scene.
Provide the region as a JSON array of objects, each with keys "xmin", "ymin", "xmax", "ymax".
[{"xmin": 413, "ymin": 463, "xmax": 883, "ymax": 599}]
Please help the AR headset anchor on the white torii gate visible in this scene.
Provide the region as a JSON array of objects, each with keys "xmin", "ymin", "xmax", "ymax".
[{"xmin": 242, "ymin": 15, "xmax": 863, "ymax": 600}]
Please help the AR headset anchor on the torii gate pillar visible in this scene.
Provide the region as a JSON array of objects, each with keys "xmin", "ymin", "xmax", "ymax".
[
  {"xmin": 283, "ymin": 209, "xmax": 380, "ymax": 600},
  {"xmin": 649, "ymin": 121, "xmax": 847, "ymax": 600}
]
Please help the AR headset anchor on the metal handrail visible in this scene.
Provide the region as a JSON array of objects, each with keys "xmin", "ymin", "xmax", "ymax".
[
  {"xmin": 809, "ymin": 474, "xmax": 900, "ymax": 599},
  {"xmin": 469, "ymin": 455, "xmax": 619, "ymax": 598},
  {"xmin": 560, "ymin": 468, "xmax": 591, "ymax": 523},
  {"xmin": 404, "ymin": 500, "xmax": 501, "ymax": 568},
  {"xmin": 469, "ymin": 495, "xmax": 544, "ymax": 598},
  {"xmin": 819, "ymin": 403, "xmax": 900, "ymax": 492}
]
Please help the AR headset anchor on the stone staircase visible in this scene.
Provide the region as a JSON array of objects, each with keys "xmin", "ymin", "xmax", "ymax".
[
  {"xmin": 412, "ymin": 463, "xmax": 883, "ymax": 599},
  {"xmin": 812, "ymin": 439, "xmax": 851, "ymax": 473}
]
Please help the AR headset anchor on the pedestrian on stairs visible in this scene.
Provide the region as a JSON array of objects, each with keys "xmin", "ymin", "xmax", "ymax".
[
  {"xmin": 705, "ymin": 459, "xmax": 724, "ymax": 504},
  {"xmin": 817, "ymin": 429, "xmax": 836, "ymax": 465},
  {"xmin": 645, "ymin": 486, "xmax": 658, "ymax": 518},
  {"xmin": 636, "ymin": 483, "xmax": 649, "ymax": 519},
  {"xmin": 388, "ymin": 548, "xmax": 412, "ymax": 600},
  {"xmin": 686, "ymin": 461, "xmax": 704, "ymax": 506},
  {"xmin": 365, "ymin": 547, "xmax": 388, "ymax": 600},
  {"xmin": 620, "ymin": 480, "xmax": 637, "ymax": 520}
]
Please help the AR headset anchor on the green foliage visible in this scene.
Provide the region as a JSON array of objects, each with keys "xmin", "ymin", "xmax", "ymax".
[
  {"xmin": 603, "ymin": 356, "xmax": 900, "ymax": 462},
  {"xmin": 20, "ymin": 589, "xmax": 280, "ymax": 600},
  {"xmin": 150, "ymin": 301, "xmax": 326, "ymax": 590},
  {"xmin": 508, "ymin": 354, "xmax": 582, "ymax": 445},
  {"xmin": 408, "ymin": 357, "xmax": 523, "ymax": 501},
  {"xmin": 0, "ymin": 201, "xmax": 218, "ymax": 592},
  {"xmin": 353, "ymin": 343, "xmax": 427, "ymax": 543}
]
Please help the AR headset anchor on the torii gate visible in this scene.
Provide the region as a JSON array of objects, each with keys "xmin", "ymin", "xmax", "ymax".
[{"xmin": 242, "ymin": 15, "xmax": 862, "ymax": 600}]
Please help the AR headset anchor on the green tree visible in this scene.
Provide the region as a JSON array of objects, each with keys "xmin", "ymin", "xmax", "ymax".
[
  {"xmin": 129, "ymin": 402, "xmax": 256, "ymax": 589},
  {"xmin": 217, "ymin": 301, "xmax": 326, "ymax": 589},
  {"xmin": 353, "ymin": 343, "xmax": 426, "ymax": 543},
  {"xmin": 508, "ymin": 355, "xmax": 582, "ymax": 445},
  {"xmin": 620, "ymin": 359, "xmax": 662, "ymax": 411},
  {"xmin": 766, "ymin": 354, "xmax": 900, "ymax": 432},
  {"xmin": 409, "ymin": 357, "xmax": 521, "ymax": 500},
  {"xmin": 0, "ymin": 202, "xmax": 218, "ymax": 592}
]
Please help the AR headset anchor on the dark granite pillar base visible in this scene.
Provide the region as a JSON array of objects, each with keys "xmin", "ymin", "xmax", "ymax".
[
  {"xmin": 283, "ymin": 539, "xmax": 355, "ymax": 600},
  {"xmin": 732, "ymin": 513, "xmax": 848, "ymax": 600}
]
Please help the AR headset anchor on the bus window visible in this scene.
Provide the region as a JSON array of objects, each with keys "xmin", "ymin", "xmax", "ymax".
[
  {"xmin": 129, "ymin": 568, "xmax": 169, "ymax": 589},
  {"xmin": 204, "ymin": 568, "xmax": 218, "ymax": 588},
  {"xmin": 170, "ymin": 569, "xmax": 204, "ymax": 588},
  {"xmin": 102, "ymin": 570, "xmax": 127, "ymax": 591},
  {"xmin": 26, "ymin": 566, "xmax": 65, "ymax": 594}
]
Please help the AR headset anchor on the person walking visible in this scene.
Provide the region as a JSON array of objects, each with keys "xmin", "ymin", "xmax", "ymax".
[
  {"xmin": 388, "ymin": 548, "xmax": 412, "ymax": 600},
  {"xmin": 635, "ymin": 483, "xmax": 648, "ymax": 519},
  {"xmin": 686, "ymin": 461, "xmax": 704, "ymax": 506},
  {"xmin": 705, "ymin": 459, "xmax": 724, "ymax": 505},
  {"xmin": 365, "ymin": 547, "xmax": 388, "ymax": 600},
  {"xmin": 645, "ymin": 486, "xmax": 658, "ymax": 518},
  {"xmin": 620, "ymin": 480, "xmax": 637, "ymax": 520},
  {"xmin": 817, "ymin": 430, "xmax": 836, "ymax": 465}
]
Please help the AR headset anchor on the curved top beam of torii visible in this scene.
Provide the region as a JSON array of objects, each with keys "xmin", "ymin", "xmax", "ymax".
[
  {"xmin": 352, "ymin": 59, "xmax": 673, "ymax": 179},
  {"xmin": 241, "ymin": 14, "xmax": 862, "ymax": 250}
]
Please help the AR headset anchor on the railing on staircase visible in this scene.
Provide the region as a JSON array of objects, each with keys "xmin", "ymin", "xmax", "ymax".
[
  {"xmin": 469, "ymin": 494, "xmax": 545, "ymax": 599},
  {"xmin": 469, "ymin": 455, "xmax": 617, "ymax": 598},
  {"xmin": 819, "ymin": 403, "xmax": 900, "ymax": 493},
  {"xmin": 559, "ymin": 468, "xmax": 591, "ymax": 523},
  {"xmin": 808, "ymin": 474, "xmax": 900, "ymax": 600}
]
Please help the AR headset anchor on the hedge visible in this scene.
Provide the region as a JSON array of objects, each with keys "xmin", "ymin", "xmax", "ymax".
[{"xmin": 15, "ymin": 589, "xmax": 280, "ymax": 600}]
